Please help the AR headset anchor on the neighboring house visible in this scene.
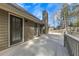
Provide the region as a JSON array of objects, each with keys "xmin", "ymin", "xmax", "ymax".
[{"xmin": 0, "ymin": 3, "xmax": 48, "ymax": 51}]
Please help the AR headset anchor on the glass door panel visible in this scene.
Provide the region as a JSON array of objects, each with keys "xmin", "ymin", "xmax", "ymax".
[{"xmin": 10, "ymin": 15, "xmax": 22, "ymax": 45}]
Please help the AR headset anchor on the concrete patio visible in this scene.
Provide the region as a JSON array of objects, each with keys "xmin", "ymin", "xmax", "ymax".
[{"xmin": 0, "ymin": 33, "xmax": 69, "ymax": 56}]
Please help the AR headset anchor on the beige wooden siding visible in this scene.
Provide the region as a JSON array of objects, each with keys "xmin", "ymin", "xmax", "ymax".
[
  {"xmin": 0, "ymin": 9, "xmax": 8, "ymax": 51},
  {"xmin": 24, "ymin": 20, "xmax": 35, "ymax": 41}
]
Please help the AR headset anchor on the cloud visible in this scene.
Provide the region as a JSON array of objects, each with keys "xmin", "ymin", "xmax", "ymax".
[
  {"xmin": 18, "ymin": 3, "xmax": 43, "ymax": 20},
  {"xmin": 29, "ymin": 3, "xmax": 62, "ymax": 27},
  {"xmin": 18, "ymin": 3, "xmax": 62, "ymax": 27},
  {"xmin": 46, "ymin": 4, "xmax": 62, "ymax": 27},
  {"xmin": 31, "ymin": 4, "xmax": 43, "ymax": 20},
  {"xmin": 18, "ymin": 3, "xmax": 32, "ymax": 10},
  {"xmin": 32, "ymin": 3, "xmax": 38, "ymax": 6},
  {"xmin": 46, "ymin": 4, "xmax": 54, "ymax": 9}
]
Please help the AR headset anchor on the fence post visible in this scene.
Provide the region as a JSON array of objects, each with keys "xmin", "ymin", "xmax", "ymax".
[
  {"xmin": 76, "ymin": 43, "xmax": 79, "ymax": 56},
  {"xmin": 64, "ymin": 33, "xmax": 66, "ymax": 47}
]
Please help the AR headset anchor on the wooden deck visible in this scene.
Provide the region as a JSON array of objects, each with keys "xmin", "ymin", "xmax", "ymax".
[{"xmin": 0, "ymin": 33, "xmax": 69, "ymax": 56}]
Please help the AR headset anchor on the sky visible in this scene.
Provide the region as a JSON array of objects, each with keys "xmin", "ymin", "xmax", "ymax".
[{"xmin": 18, "ymin": 3, "xmax": 62, "ymax": 27}]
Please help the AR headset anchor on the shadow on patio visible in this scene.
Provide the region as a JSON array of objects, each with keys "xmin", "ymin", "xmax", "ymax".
[{"xmin": 0, "ymin": 34, "xmax": 69, "ymax": 56}]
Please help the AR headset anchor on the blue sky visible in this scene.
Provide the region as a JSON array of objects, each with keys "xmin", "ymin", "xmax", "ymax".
[{"xmin": 18, "ymin": 3, "xmax": 62, "ymax": 27}]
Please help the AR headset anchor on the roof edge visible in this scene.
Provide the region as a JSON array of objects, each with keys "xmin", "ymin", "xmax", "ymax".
[{"xmin": 9, "ymin": 3, "xmax": 42, "ymax": 22}]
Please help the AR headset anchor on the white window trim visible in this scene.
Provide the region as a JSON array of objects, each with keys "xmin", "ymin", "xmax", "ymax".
[{"xmin": 8, "ymin": 13, "xmax": 25, "ymax": 47}]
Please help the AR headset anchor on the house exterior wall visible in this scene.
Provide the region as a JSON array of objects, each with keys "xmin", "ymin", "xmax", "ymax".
[
  {"xmin": 0, "ymin": 9, "xmax": 8, "ymax": 51},
  {"xmin": 24, "ymin": 19, "xmax": 43, "ymax": 41},
  {"xmin": 0, "ymin": 3, "xmax": 44, "ymax": 51},
  {"xmin": 24, "ymin": 19, "xmax": 37, "ymax": 41}
]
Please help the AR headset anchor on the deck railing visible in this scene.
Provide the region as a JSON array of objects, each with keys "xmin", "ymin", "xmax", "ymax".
[{"xmin": 64, "ymin": 33, "xmax": 79, "ymax": 56}]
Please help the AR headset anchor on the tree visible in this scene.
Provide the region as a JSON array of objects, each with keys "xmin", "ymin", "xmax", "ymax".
[
  {"xmin": 69, "ymin": 4, "xmax": 79, "ymax": 32},
  {"xmin": 60, "ymin": 4, "xmax": 69, "ymax": 32}
]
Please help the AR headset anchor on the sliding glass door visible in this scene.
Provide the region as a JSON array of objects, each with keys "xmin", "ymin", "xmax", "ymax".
[{"xmin": 10, "ymin": 15, "xmax": 22, "ymax": 45}]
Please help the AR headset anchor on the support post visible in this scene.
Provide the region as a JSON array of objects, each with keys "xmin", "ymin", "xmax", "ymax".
[
  {"xmin": 8, "ymin": 13, "xmax": 10, "ymax": 47},
  {"xmin": 22, "ymin": 18, "xmax": 24, "ymax": 42}
]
